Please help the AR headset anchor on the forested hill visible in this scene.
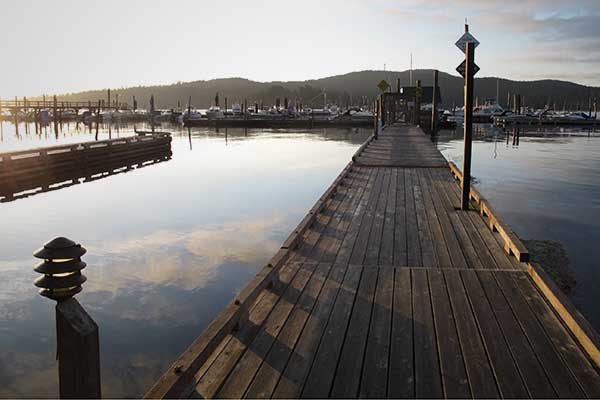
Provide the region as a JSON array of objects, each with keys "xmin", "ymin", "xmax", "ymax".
[{"xmin": 51, "ymin": 70, "xmax": 600, "ymax": 110}]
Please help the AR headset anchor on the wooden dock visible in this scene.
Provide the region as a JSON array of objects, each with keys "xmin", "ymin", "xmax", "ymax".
[
  {"xmin": 0, "ymin": 134, "xmax": 172, "ymax": 202},
  {"xmin": 147, "ymin": 124, "xmax": 600, "ymax": 399}
]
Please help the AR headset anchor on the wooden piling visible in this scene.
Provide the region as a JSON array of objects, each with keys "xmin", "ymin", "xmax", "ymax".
[
  {"xmin": 14, "ymin": 96, "xmax": 19, "ymax": 129},
  {"xmin": 431, "ymin": 70, "xmax": 438, "ymax": 134},
  {"xmin": 56, "ymin": 298, "xmax": 101, "ymax": 399},
  {"xmin": 415, "ymin": 80, "xmax": 422, "ymax": 126},
  {"xmin": 461, "ymin": 42, "xmax": 475, "ymax": 211},
  {"xmin": 95, "ymin": 100, "xmax": 101, "ymax": 139},
  {"xmin": 373, "ymin": 97, "xmax": 379, "ymax": 138}
]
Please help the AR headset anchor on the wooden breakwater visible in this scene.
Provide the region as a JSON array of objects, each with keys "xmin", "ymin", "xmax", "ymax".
[
  {"xmin": 0, "ymin": 134, "xmax": 172, "ymax": 202},
  {"xmin": 145, "ymin": 121, "xmax": 600, "ymax": 397}
]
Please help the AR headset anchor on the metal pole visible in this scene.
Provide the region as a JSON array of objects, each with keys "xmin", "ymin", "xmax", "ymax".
[{"xmin": 461, "ymin": 42, "xmax": 475, "ymax": 210}]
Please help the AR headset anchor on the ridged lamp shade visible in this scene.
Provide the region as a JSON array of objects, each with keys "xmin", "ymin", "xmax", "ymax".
[{"xmin": 33, "ymin": 237, "xmax": 87, "ymax": 301}]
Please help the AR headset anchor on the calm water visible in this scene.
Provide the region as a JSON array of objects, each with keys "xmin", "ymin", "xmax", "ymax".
[
  {"xmin": 2, "ymin": 121, "xmax": 600, "ymax": 398},
  {"xmin": 0, "ymin": 122, "xmax": 370, "ymax": 398},
  {"xmin": 436, "ymin": 124, "xmax": 600, "ymax": 329}
]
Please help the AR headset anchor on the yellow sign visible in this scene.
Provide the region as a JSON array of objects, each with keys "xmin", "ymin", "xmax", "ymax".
[
  {"xmin": 416, "ymin": 87, "xmax": 423, "ymax": 97},
  {"xmin": 377, "ymin": 80, "xmax": 391, "ymax": 92}
]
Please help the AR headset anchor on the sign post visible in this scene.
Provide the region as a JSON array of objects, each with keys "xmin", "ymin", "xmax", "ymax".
[
  {"xmin": 455, "ymin": 23, "xmax": 479, "ymax": 210},
  {"xmin": 461, "ymin": 42, "xmax": 475, "ymax": 210}
]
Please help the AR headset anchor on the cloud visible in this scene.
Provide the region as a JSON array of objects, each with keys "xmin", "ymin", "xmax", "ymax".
[{"xmin": 84, "ymin": 215, "xmax": 286, "ymax": 293}]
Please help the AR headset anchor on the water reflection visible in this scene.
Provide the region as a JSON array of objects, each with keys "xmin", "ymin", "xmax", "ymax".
[
  {"xmin": 0, "ymin": 121, "xmax": 371, "ymax": 398},
  {"xmin": 436, "ymin": 123, "xmax": 600, "ymax": 331}
]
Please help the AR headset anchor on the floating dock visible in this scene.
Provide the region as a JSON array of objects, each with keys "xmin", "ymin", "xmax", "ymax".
[
  {"xmin": 0, "ymin": 134, "xmax": 172, "ymax": 202},
  {"xmin": 183, "ymin": 117, "xmax": 373, "ymax": 129},
  {"xmin": 147, "ymin": 123, "xmax": 600, "ymax": 398}
]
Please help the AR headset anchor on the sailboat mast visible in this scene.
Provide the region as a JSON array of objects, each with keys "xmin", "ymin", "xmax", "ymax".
[
  {"xmin": 409, "ymin": 53, "xmax": 413, "ymax": 86},
  {"xmin": 496, "ymin": 78, "xmax": 499, "ymax": 105}
]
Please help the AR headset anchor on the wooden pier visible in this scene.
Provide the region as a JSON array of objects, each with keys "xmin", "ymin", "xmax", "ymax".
[
  {"xmin": 0, "ymin": 134, "xmax": 172, "ymax": 202},
  {"xmin": 146, "ymin": 123, "xmax": 600, "ymax": 398}
]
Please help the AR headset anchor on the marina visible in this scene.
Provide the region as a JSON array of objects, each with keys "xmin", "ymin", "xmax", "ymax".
[
  {"xmin": 3, "ymin": 2, "xmax": 600, "ymax": 397},
  {"xmin": 3, "ymin": 115, "xmax": 597, "ymax": 396}
]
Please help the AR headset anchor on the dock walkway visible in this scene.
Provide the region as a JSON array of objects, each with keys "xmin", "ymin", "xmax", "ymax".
[{"xmin": 148, "ymin": 124, "xmax": 600, "ymax": 399}]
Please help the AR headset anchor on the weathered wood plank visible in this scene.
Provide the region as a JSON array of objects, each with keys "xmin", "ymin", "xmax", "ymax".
[
  {"xmin": 216, "ymin": 262, "xmax": 317, "ymax": 398},
  {"xmin": 335, "ymin": 169, "xmax": 377, "ymax": 265},
  {"xmin": 417, "ymin": 168, "xmax": 452, "ymax": 267},
  {"xmin": 243, "ymin": 263, "xmax": 333, "ymax": 398},
  {"xmin": 476, "ymin": 270, "xmax": 556, "ymax": 398},
  {"xmin": 388, "ymin": 268, "xmax": 414, "ymax": 398},
  {"xmin": 428, "ymin": 269, "xmax": 470, "ymax": 398},
  {"xmin": 301, "ymin": 265, "xmax": 363, "ymax": 398},
  {"xmin": 272, "ymin": 262, "xmax": 346, "ymax": 398},
  {"xmin": 194, "ymin": 263, "xmax": 300, "ymax": 398},
  {"xmin": 412, "ymin": 269, "xmax": 443, "ymax": 398},
  {"xmin": 511, "ymin": 272, "xmax": 600, "ymax": 398},
  {"xmin": 393, "ymin": 168, "xmax": 408, "ymax": 265},
  {"xmin": 330, "ymin": 268, "xmax": 378, "ymax": 398},
  {"xmin": 405, "ymin": 170, "xmax": 423, "ymax": 266},
  {"xmin": 424, "ymin": 169, "xmax": 467, "ymax": 268},
  {"xmin": 414, "ymin": 174, "xmax": 437, "ymax": 267},
  {"xmin": 365, "ymin": 171, "xmax": 390, "ymax": 264},
  {"xmin": 349, "ymin": 169, "xmax": 384, "ymax": 265},
  {"xmin": 494, "ymin": 271, "xmax": 585, "ymax": 398},
  {"xmin": 460, "ymin": 269, "xmax": 529, "ymax": 399},
  {"xmin": 359, "ymin": 268, "xmax": 394, "ymax": 398},
  {"xmin": 444, "ymin": 270, "xmax": 499, "ymax": 398},
  {"xmin": 379, "ymin": 168, "xmax": 397, "ymax": 265}
]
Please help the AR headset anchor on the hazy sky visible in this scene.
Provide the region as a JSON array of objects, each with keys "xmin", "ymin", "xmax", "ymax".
[{"xmin": 1, "ymin": 0, "xmax": 599, "ymax": 98}]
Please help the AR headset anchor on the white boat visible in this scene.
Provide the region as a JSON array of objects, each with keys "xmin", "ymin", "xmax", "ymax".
[
  {"xmin": 206, "ymin": 106, "xmax": 224, "ymax": 119},
  {"xmin": 183, "ymin": 110, "xmax": 204, "ymax": 121},
  {"xmin": 563, "ymin": 112, "xmax": 592, "ymax": 121},
  {"xmin": 231, "ymin": 104, "xmax": 243, "ymax": 115},
  {"xmin": 349, "ymin": 109, "xmax": 373, "ymax": 120}
]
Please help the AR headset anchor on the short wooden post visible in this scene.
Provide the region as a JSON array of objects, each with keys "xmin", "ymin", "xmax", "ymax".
[
  {"xmin": 53, "ymin": 95, "xmax": 58, "ymax": 135},
  {"xmin": 33, "ymin": 237, "xmax": 101, "ymax": 399},
  {"xmin": 188, "ymin": 96, "xmax": 192, "ymax": 121},
  {"xmin": 461, "ymin": 42, "xmax": 475, "ymax": 211},
  {"xmin": 415, "ymin": 80, "xmax": 422, "ymax": 125},
  {"xmin": 56, "ymin": 299, "xmax": 101, "ymax": 399},
  {"xmin": 14, "ymin": 96, "xmax": 19, "ymax": 135},
  {"xmin": 396, "ymin": 78, "xmax": 401, "ymax": 93},
  {"xmin": 374, "ymin": 97, "xmax": 379, "ymax": 138},
  {"xmin": 431, "ymin": 70, "xmax": 439, "ymax": 134},
  {"xmin": 381, "ymin": 94, "xmax": 386, "ymax": 127},
  {"xmin": 95, "ymin": 100, "xmax": 101, "ymax": 139}
]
